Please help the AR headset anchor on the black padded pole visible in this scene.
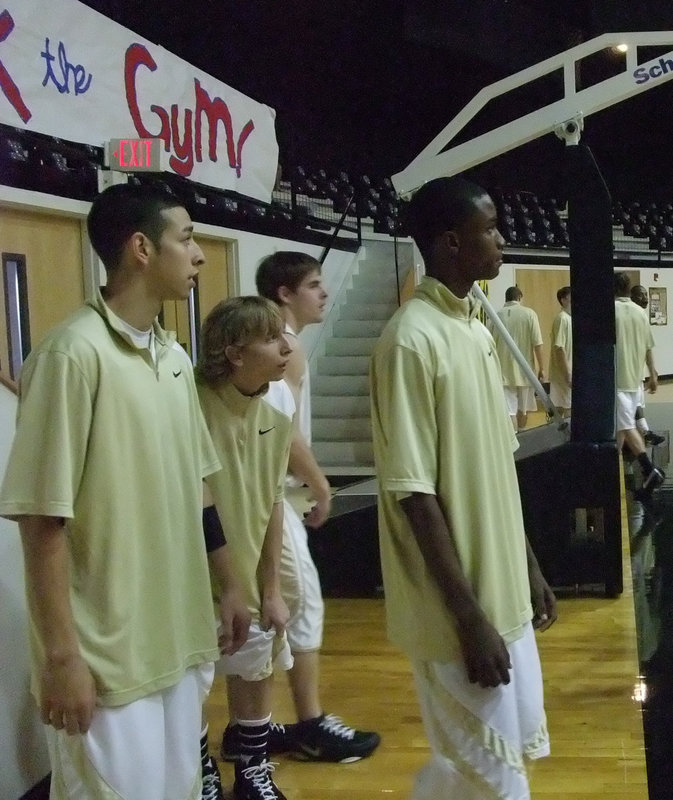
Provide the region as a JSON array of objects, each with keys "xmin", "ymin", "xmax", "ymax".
[{"xmin": 566, "ymin": 144, "xmax": 616, "ymax": 443}]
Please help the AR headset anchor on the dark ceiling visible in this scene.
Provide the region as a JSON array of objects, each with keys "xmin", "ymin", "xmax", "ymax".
[{"xmin": 80, "ymin": 0, "xmax": 673, "ymax": 201}]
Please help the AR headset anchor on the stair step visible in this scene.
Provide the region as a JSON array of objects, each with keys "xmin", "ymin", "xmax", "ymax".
[
  {"xmin": 313, "ymin": 395, "xmax": 371, "ymax": 416},
  {"xmin": 339, "ymin": 303, "xmax": 395, "ymax": 320},
  {"xmin": 346, "ymin": 287, "xmax": 399, "ymax": 305},
  {"xmin": 322, "ymin": 464, "xmax": 376, "ymax": 477},
  {"xmin": 312, "ymin": 374, "xmax": 369, "ymax": 395},
  {"xmin": 313, "ymin": 440, "xmax": 374, "ymax": 468},
  {"xmin": 325, "ymin": 337, "xmax": 379, "ymax": 356},
  {"xmin": 351, "ymin": 271, "xmax": 399, "ymax": 290},
  {"xmin": 333, "ymin": 319, "xmax": 387, "ymax": 338},
  {"xmin": 317, "ymin": 355, "xmax": 370, "ymax": 376},
  {"xmin": 313, "ymin": 417, "xmax": 372, "ymax": 440}
]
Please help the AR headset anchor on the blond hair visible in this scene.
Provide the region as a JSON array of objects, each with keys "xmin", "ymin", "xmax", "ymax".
[{"xmin": 195, "ymin": 296, "xmax": 284, "ymax": 387}]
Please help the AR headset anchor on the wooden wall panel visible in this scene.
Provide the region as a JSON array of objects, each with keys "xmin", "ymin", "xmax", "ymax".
[
  {"xmin": 195, "ymin": 236, "xmax": 231, "ymax": 322},
  {"xmin": 514, "ymin": 269, "xmax": 571, "ymax": 375},
  {"xmin": 0, "ymin": 207, "xmax": 84, "ymax": 380}
]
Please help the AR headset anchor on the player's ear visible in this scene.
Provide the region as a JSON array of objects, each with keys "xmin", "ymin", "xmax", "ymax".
[
  {"xmin": 444, "ymin": 230, "xmax": 460, "ymax": 254},
  {"xmin": 277, "ymin": 285, "xmax": 293, "ymax": 305},
  {"xmin": 225, "ymin": 344, "xmax": 244, "ymax": 368},
  {"xmin": 128, "ymin": 231, "xmax": 153, "ymax": 268}
]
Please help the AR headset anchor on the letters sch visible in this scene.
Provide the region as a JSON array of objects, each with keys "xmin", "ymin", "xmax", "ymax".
[
  {"xmin": 633, "ymin": 55, "xmax": 673, "ymax": 85},
  {"xmin": 125, "ymin": 43, "xmax": 255, "ymax": 179}
]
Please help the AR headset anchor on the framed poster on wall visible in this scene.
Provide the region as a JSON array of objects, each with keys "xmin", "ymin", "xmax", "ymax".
[{"xmin": 649, "ymin": 287, "xmax": 667, "ymax": 325}]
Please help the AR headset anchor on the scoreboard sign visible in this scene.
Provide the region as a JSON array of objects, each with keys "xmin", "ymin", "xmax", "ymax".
[{"xmin": 105, "ymin": 138, "xmax": 165, "ymax": 172}]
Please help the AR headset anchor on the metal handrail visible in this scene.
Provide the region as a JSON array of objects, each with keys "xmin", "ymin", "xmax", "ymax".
[{"xmin": 320, "ymin": 192, "xmax": 359, "ymax": 264}]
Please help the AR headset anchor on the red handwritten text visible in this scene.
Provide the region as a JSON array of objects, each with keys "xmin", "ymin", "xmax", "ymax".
[
  {"xmin": 0, "ymin": 10, "xmax": 32, "ymax": 123},
  {"xmin": 125, "ymin": 43, "xmax": 255, "ymax": 179}
]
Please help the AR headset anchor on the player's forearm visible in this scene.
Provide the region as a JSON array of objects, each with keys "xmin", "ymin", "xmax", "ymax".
[
  {"xmin": 288, "ymin": 433, "xmax": 330, "ymax": 498},
  {"xmin": 400, "ymin": 493, "xmax": 486, "ymax": 628},
  {"xmin": 554, "ymin": 346, "xmax": 571, "ymax": 383},
  {"xmin": 260, "ymin": 501, "xmax": 284, "ymax": 594},
  {"xmin": 534, "ymin": 345, "xmax": 545, "ymax": 377},
  {"xmin": 208, "ymin": 544, "xmax": 241, "ymax": 595},
  {"xmin": 19, "ymin": 516, "xmax": 82, "ymax": 663}
]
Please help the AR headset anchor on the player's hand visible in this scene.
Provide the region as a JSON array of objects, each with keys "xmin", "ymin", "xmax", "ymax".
[
  {"xmin": 457, "ymin": 615, "xmax": 512, "ymax": 688},
  {"xmin": 218, "ymin": 589, "xmax": 252, "ymax": 656},
  {"xmin": 529, "ymin": 564, "xmax": 558, "ymax": 632},
  {"xmin": 303, "ymin": 485, "xmax": 332, "ymax": 529},
  {"xmin": 40, "ymin": 654, "xmax": 97, "ymax": 735},
  {"xmin": 261, "ymin": 590, "xmax": 290, "ymax": 636}
]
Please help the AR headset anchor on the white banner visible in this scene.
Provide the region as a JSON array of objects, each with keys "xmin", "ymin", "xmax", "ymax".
[{"xmin": 0, "ymin": 0, "xmax": 278, "ymax": 201}]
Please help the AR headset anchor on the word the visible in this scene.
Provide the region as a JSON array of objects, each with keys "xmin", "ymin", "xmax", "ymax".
[{"xmin": 41, "ymin": 37, "xmax": 92, "ymax": 95}]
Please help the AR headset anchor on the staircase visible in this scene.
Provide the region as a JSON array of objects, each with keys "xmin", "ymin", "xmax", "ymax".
[{"xmin": 311, "ymin": 238, "xmax": 414, "ymax": 475}]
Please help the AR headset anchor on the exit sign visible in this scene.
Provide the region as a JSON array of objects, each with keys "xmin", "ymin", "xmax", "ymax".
[{"xmin": 105, "ymin": 138, "xmax": 165, "ymax": 172}]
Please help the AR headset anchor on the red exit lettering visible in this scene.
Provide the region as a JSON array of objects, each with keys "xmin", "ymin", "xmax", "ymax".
[{"xmin": 117, "ymin": 138, "xmax": 152, "ymax": 167}]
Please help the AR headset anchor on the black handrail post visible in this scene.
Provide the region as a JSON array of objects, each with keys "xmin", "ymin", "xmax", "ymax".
[{"xmin": 319, "ymin": 192, "xmax": 358, "ymax": 264}]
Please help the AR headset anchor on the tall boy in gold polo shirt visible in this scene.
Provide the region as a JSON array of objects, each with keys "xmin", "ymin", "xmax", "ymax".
[
  {"xmin": 0, "ymin": 183, "xmax": 247, "ymax": 800},
  {"xmin": 370, "ymin": 177, "xmax": 557, "ymax": 800}
]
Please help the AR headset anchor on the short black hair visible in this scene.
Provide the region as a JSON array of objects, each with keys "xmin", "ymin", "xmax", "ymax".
[
  {"xmin": 614, "ymin": 271, "xmax": 631, "ymax": 296},
  {"xmin": 87, "ymin": 182, "xmax": 183, "ymax": 272},
  {"xmin": 400, "ymin": 177, "xmax": 489, "ymax": 265},
  {"xmin": 557, "ymin": 286, "xmax": 571, "ymax": 304},
  {"xmin": 505, "ymin": 286, "xmax": 522, "ymax": 302},
  {"xmin": 256, "ymin": 251, "xmax": 322, "ymax": 304}
]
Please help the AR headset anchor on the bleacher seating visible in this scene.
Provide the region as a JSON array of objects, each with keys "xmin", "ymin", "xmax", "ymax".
[{"xmin": 3, "ymin": 122, "xmax": 673, "ymax": 257}]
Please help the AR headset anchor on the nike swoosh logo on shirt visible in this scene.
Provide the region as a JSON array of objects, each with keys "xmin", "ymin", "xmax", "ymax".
[
  {"xmin": 173, "ymin": 370, "xmax": 182, "ymax": 378},
  {"xmin": 259, "ymin": 427, "xmax": 275, "ymax": 435}
]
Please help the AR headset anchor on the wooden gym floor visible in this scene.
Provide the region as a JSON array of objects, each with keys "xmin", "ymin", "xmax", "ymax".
[{"xmin": 205, "ymin": 530, "xmax": 648, "ymax": 799}]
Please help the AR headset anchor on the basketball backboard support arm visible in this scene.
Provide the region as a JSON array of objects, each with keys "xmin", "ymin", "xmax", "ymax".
[{"xmin": 392, "ymin": 32, "xmax": 673, "ymax": 197}]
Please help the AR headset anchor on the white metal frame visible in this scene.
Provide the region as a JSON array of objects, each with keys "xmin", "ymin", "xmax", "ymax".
[{"xmin": 393, "ymin": 32, "xmax": 673, "ymax": 196}]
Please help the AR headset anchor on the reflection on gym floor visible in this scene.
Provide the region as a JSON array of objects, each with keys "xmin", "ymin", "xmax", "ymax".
[{"xmin": 626, "ymin": 435, "xmax": 673, "ymax": 800}]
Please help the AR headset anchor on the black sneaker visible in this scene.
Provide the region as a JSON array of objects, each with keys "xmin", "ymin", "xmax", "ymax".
[
  {"xmin": 202, "ymin": 753, "xmax": 224, "ymax": 800},
  {"xmin": 221, "ymin": 722, "xmax": 296, "ymax": 762},
  {"xmin": 634, "ymin": 467, "xmax": 666, "ymax": 503},
  {"xmin": 644, "ymin": 430, "xmax": 666, "ymax": 446},
  {"xmin": 233, "ymin": 758, "xmax": 287, "ymax": 800},
  {"xmin": 292, "ymin": 714, "xmax": 381, "ymax": 763}
]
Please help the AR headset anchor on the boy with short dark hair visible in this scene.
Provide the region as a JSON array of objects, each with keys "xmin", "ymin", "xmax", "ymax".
[
  {"xmin": 370, "ymin": 177, "xmax": 556, "ymax": 799},
  {"xmin": 549, "ymin": 285, "xmax": 572, "ymax": 417},
  {"xmin": 0, "ymin": 182, "xmax": 230, "ymax": 799},
  {"xmin": 493, "ymin": 285, "xmax": 545, "ymax": 430},
  {"xmin": 614, "ymin": 272, "xmax": 664, "ymax": 501},
  {"xmin": 196, "ymin": 296, "xmax": 295, "ymax": 800}
]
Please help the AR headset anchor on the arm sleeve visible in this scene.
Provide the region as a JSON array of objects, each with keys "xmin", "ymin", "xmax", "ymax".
[
  {"xmin": 372, "ymin": 343, "xmax": 437, "ymax": 495},
  {"xmin": 203, "ymin": 504, "xmax": 227, "ymax": 552},
  {"xmin": 0, "ymin": 350, "xmax": 93, "ymax": 520}
]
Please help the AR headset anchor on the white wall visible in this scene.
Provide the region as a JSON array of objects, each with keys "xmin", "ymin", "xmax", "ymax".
[
  {"xmin": 489, "ymin": 260, "xmax": 673, "ymax": 377},
  {"xmin": 0, "ymin": 386, "xmax": 51, "ymax": 799}
]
